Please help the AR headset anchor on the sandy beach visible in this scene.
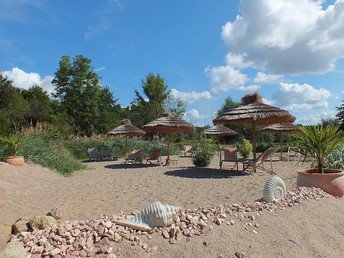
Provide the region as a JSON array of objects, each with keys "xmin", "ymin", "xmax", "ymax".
[{"xmin": 1, "ymin": 154, "xmax": 344, "ymax": 257}]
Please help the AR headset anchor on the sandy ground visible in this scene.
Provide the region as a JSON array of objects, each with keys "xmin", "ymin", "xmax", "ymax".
[{"xmin": 1, "ymin": 154, "xmax": 344, "ymax": 257}]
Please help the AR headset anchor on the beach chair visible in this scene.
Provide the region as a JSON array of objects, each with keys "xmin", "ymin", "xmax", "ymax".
[
  {"xmin": 124, "ymin": 150, "xmax": 143, "ymax": 164},
  {"xmin": 88, "ymin": 148, "xmax": 101, "ymax": 162},
  {"xmin": 241, "ymin": 147, "xmax": 280, "ymax": 174},
  {"xmin": 183, "ymin": 145, "xmax": 194, "ymax": 156},
  {"xmin": 101, "ymin": 148, "xmax": 112, "ymax": 161},
  {"xmin": 146, "ymin": 149, "xmax": 162, "ymax": 165},
  {"xmin": 220, "ymin": 147, "xmax": 239, "ymax": 170}
]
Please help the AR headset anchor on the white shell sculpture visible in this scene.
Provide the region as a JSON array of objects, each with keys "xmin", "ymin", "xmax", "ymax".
[
  {"xmin": 263, "ymin": 175, "xmax": 286, "ymax": 202},
  {"xmin": 116, "ymin": 201, "xmax": 181, "ymax": 231}
]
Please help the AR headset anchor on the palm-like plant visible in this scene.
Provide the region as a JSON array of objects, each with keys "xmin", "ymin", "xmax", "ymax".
[
  {"xmin": 0, "ymin": 135, "xmax": 25, "ymax": 156},
  {"xmin": 294, "ymin": 125, "xmax": 343, "ymax": 173}
]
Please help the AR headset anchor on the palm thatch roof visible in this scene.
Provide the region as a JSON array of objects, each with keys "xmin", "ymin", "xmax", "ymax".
[
  {"xmin": 214, "ymin": 93, "xmax": 295, "ymax": 126},
  {"xmin": 107, "ymin": 119, "xmax": 146, "ymax": 136},
  {"xmin": 204, "ymin": 125, "xmax": 237, "ymax": 136},
  {"xmin": 258, "ymin": 123, "xmax": 299, "ymax": 134},
  {"xmin": 142, "ymin": 113, "xmax": 195, "ymax": 133}
]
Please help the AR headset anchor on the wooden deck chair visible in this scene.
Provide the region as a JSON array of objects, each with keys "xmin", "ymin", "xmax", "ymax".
[
  {"xmin": 124, "ymin": 150, "xmax": 143, "ymax": 164},
  {"xmin": 241, "ymin": 147, "xmax": 280, "ymax": 174},
  {"xmin": 88, "ymin": 148, "xmax": 101, "ymax": 162},
  {"xmin": 146, "ymin": 149, "xmax": 162, "ymax": 165},
  {"xmin": 101, "ymin": 148, "xmax": 112, "ymax": 161},
  {"xmin": 183, "ymin": 145, "xmax": 194, "ymax": 156},
  {"xmin": 220, "ymin": 147, "xmax": 239, "ymax": 170}
]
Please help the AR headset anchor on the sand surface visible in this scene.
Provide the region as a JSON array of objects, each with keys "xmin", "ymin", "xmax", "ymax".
[{"xmin": 1, "ymin": 154, "xmax": 344, "ymax": 257}]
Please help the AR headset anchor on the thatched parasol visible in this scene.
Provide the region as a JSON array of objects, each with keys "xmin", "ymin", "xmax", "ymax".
[
  {"xmin": 204, "ymin": 124, "xmax": 237, "ymax": 166},
  {"xmin": 108, "ymin": 119, "xmax": 146, "ymax": 157},
  {"xmin": 142, "ymin": 113, "xmax": 195, "ymax": 164},
  {"xmin": 259, "ymin": 123, "xmax": 299, "ymax": 160},
  {"xmin": 214, "ymin": 93, "xmax": 295, "ymax": 160}
]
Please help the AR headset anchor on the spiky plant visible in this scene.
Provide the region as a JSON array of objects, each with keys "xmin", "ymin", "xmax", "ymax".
[
  {"xmin": 294, "ymin": 125, "xmax": 343, "ymax": 173},
  {"xmin": 0, "ymin": 135, "xmax": 25, "ymax": 156}
]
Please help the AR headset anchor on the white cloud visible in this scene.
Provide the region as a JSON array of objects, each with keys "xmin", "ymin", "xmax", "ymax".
[
  {"xmin": 272, "ymin": 82, "xmax": 331, "ymax": 111},
  {"xmin": 238, "ymin": 84, "xmax": 261, "ymax": 91},
  {"xmin": 170, "ymin": 89, "xmax": 212, "ymax": 104},
  {"xmin": 225, "ymin": 52, "xmax": 253, "ymax": 69},
  {"xmin": 296, "ymin": 110, "xmax": 337, "ymax": 125},
  {"xmin": 253, "ymin": 72, "xmax": 282, "ymax": 84},
  {"xmin": 206, "ymin": 65, "xmax": 248, "ymax": 93},
  {"xmin": 184, "ymin": 109, "xmax": 210, "ymax": 126},
  {"xmin": 2, "ymin": 67, "xmax": 54, "ymax": 94},
  {"xmin": 221, "ymin": 0, "xmax": 344, "ymax": 74}
]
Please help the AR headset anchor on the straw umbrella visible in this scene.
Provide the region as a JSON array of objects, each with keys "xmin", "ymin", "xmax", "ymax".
[
  {"xmin": 204, "ymin": 124, "xmax": 237, "ymax": 166},
  {"xmin": 258, "ymin": 123, "xmax": 299, "ymax": 160},
  {"xmin": 214, "ymin": 93, "xmax": 295, "ymax": 160},
  {"xmin": 107, "ymin": 119, "xmax": 146, "ymax": 157},
  {"xmin": 142, "ymin": 113, "xmax": 195, "ymax": 165}
]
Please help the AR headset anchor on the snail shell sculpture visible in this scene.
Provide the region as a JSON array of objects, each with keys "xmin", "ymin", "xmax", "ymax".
[
  {"xmin": 116, "ymin": 201, "xmax": 181, "ymax": 231},
  {"xmin": 263, "ymin": 175, "xmax": 286, "ymax": 202}
]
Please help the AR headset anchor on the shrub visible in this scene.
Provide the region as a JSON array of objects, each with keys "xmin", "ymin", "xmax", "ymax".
[
  {"xmin": 18, "ymin": 132, "xmax": 86, "ymax": 176},
  {"xmin": 193, "ymin": 151, "xmax": 212, "ymax": 167},
  {"xmin": 324, "ymin": 142, "xmax": 344, "ymax": 170},
  {"xmin": 0, "ymin": 134, "xmax": 25, "ymax": 156},
  {"xmin": 239, "ymin": 139, "xmax": 252, "ymax": 158}
]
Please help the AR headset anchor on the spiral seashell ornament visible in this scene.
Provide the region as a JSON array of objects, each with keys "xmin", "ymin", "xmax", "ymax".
[
  {"xmin": 116, "ymin": 201, "xmax": 181, "ymax": 231},
  {"xmin": 263, "ymin": 175, "xmax": 286, "ymax": 202}
]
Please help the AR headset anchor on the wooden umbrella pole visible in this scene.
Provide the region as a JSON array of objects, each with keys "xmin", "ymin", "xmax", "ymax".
[
  {"xmin": 125, "ymin": 136, "xmax": 128, "ymax": 158},
  {"xmin": 218, "ymin": 135, "xmax": 221, "ymax": 167},
  {"xmin": 165, "ymin": 133, "xmax": 171, "ymax": 165},
  {"xmin": 252, "ymin": 122, "xmax": 257, "ymax": 160}
]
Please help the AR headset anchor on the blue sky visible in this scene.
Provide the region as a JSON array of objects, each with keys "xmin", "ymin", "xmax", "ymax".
[{"xmin": 1, "ymin": 0, "xmax": 344, "ymax": 126}]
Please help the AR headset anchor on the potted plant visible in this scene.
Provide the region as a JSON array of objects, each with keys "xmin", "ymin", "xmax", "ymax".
[
  {"xmin": 239, "ymin": 139, "xmax": 252, "ymax": 158},
  {"xmin": 295, "ymin": 125, "xmax": 344, "ymax": 197},
  {"xmin": 0, "ymin": 135, "xmax": 25, "ymax": 166}
]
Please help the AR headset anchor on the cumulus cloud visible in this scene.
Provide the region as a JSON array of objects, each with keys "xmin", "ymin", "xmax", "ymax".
[
  {"xmin": 225, "ymin": 52, "xmax": 253, "ymax": 69},
  {"xmin": 272, "ymin": 82, "xmax": 331, "ymax": 111},
  {"xmin": 238, "ymin": 84, "xmax": 261, "ymax": 91},
  {"xmin": 206, "ymin": 65, "xmax": 248, "ymax": 93},
  {"xmin": 2, "ymin": 67, "xmax": 54, "ymax": 94},
  {"xmin": 170, "ymin": 89, "xmax": 212, "ymax": 104},
  {"xmin": 184, "ymin": 109, "xmax": 210, "ymax": 126},
  {"xmin": 221, "ymin": 0, "xmax": 344, "ymax": 74},
  {"xmin": 253, "ymin": 72, "xmax": 282, "ymax": 84},
  {"xmin": 296, "ymin": 110, "xmax": 337, "ymax": 125}
]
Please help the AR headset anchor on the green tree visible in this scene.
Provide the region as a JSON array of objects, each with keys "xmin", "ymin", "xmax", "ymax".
[
  {"xmin": 52, "ymin": 55, "xmax": 118, "ymax": 136},
  {"xmin": 21, "ymin": 86, "xmax": 53, "ymax": 126},
  {"xmin": 336, "ymin": 98, "xmax": 344, "ymax": 130},
  {"xmin": 165, "ymin": 94, "xmax": 186, "ymax": 118},
  {"xmin": 217, "ymin": 97, "xmax": 241, "ymax": 115},
  {"xmin": 0, "ymin": 74, "xmax": 29, "ymax": 134}
]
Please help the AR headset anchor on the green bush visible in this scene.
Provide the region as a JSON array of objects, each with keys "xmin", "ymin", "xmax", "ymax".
[
  {"xmin": 239, "ymin": 139, "xmax": 252, "ymax": 158},
  {"xmin": 192, "ymin": 152, "xmax": 212, "ymax": 167},
  {"xmin": 324, "ymin": 142, "xmax": 344, "ymax": 170},
  {"xmin": 18, "ymin": 133, "xmax": 86, "ymax": 176}
]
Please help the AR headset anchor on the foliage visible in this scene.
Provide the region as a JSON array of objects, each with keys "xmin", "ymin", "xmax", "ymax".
[
  {"xmin": 0, "ymin": 134, "xmax": 25, "ymax": 156},
  {"xmin": 324, "ymin": 142, "xmax": 344, "ymax": 170},
  {"xmin": 52, "ymin": 55, "xmax": 122, "ymax": 136},
  {"xmin": 217, "ymin": 97, "xmax": 240, "ymax": 115},
  {"xmin": 239, "ymin": 139, "xmax": 252, "ymax": 158},
  {"xmin": 294, "ymin": 125, "xmax": 343, "ymax": 173},
  {"xmin": 336, "ymin": 98, "xmax": 344, "ymax": 130},
  {"xmin": 165, "ymin": 93, "xmax": 186, "ymax": 118},
  {"xmin": 192, "ymin": 151, "xmax": 212, "ymax": 167},
  {"xmin": 19, "ymin": 132, "xmax": 86, "ymax": 176}
]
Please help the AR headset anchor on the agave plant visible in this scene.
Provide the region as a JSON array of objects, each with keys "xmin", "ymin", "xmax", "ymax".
[
  {"xmin": 294, "ymin": 125, "xmax": 343, "ymax": 173},
  {"xmin": 0, "ymin": 135, "xmax": 25, "ymax": 156}
]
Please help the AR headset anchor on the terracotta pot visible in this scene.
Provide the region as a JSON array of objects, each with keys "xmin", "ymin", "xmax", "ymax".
[
  {"xmin": 3, "ymin": 156, "xmax": 25, "ymax": 166},
  {"xmin": 297, "ymin": 169, "xmax": 344, "ymax": 197}
]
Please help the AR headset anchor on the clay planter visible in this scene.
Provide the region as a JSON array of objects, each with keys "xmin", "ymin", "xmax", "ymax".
[
  {"xmin": 297, "ymin": 169, "xmax": 344, "ymax": 197},
  {"xmin": 3, "ymin": 156, "xmax": 25, "ymax": 166}
]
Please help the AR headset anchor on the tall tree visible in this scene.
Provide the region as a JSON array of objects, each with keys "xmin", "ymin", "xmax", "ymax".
[
  {"xmin": 52, "ymin": 55, "xmax": 118, "ymax": 136},
  {"xmin": 217, "ymin": 97, "xmax": 241, "ymax": 115},
  {"xmin": 336, "ymin": 98, "xmax": 344, "ymax": 130},
  {"xmin": 165, "ymin": 94, "xmax": 186, "ymax": 118}
]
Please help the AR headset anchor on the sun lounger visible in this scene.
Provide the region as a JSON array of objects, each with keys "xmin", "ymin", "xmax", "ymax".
[
  {"xmin": 183, "ymin": 145, "xmax": 194, "ymax": 156},
  {"xmin": 101, "ymin": 148, "xmax": 113, "ymax": 161},
  {"xmin": 124, "ymin": 150, "xmax": 143, "ymax": 164},
  {"xmin": 146, "ymin": 149, "xmax": 162, "ymax": 165},
  {"xmin": 240, "ymin": 147, "xmax": 280, "ymax": 174},
  {"xmin": 88, "ymin": 148, "xmax": 101, "ymax": 162},
  {"xmin": 220, "ymin": 147, "xmax": 239, "ymax": 170}
]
